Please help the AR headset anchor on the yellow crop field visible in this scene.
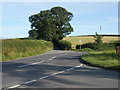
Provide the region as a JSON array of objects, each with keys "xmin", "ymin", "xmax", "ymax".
[{"xmin": 63, "ymin": 36, "xmax": 119, "ymax": 49}]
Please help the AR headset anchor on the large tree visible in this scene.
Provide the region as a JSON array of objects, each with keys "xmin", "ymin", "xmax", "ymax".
[{"xmin": 28, "ymin": 6, "xmax": 73, "ymax": 41}]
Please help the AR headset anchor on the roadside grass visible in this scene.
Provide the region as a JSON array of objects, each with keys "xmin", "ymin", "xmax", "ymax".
[
  {"xmin": 63, "ymin": 36, "xmax": 118, "ymax": 49},
  {"xmin": 2, "ymin": 39, "xmax": 53, "ymax": 62},
  {"xmin": 81, "ymin": 50, "xmax": 120, "ymax": 71},
  {"xmin": 73, "ymin": 48, "xmax": 94, "ymax": 52}
]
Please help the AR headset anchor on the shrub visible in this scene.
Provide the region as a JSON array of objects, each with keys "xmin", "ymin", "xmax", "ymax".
[
  {"xmin": 58, "ymin": 40, "xmax": 72, "ymax": 50},
  {"xmin": 115, "ymin": 41, "xmax": 120, "ymax": 46},
  {"xmin": 80, "ymin": 42, "xmax": 118, "ymax": 51},
  {"xmin": 74, "ymin": 48, "xmax": 94, "ymax": 52},
  {"xmin": 76, "ymin": 45, "xmax": 81, "ymax": 49}
]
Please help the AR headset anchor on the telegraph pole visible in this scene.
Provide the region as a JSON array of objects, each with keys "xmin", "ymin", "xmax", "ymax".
[{"xmin": 100, "ymin": 25, "xmax": 101, "ymax": 35}]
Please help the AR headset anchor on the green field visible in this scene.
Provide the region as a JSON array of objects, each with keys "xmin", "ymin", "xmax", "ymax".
[
  {"xmin": 81, "ymin": 50, "xmax": 120, "ymax": 71},
  {"xmin": 2, "ymin": 39, "xmax": 53, "ymax": 62},
  {"xmin": 63, "ymin": 36, "xmax": 118, "ymax": 49}
]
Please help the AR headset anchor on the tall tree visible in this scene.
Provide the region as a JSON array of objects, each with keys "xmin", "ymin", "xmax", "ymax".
[
  {"xmin": 94, "ymin": 32, "xmax": 103, "ymax": 50},
  {"xmin": 28, "ymin": 6, "xmax": 73, "ymax": 41}
]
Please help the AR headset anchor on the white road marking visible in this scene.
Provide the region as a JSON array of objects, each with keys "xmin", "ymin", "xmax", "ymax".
[
  {"xmin": 40, "ymin": 76, "xmax": 50, "ymax": 79},
  {"xmin": 39, "ymin": 64, "xmax": 83, "ymax": 80},
  {"xmin": 51, "ymin": 56, "xmax": 56, "ymax": 59},
  {"xmin": 76, "ymin": 64, "xmax": 83, "ymax": 67},
  {"xmin": 56, "ymin": 71, "xmax": 65, "ymax": 74},
  {"xmin": 24, "ymin": 80, "xmax": 37, "ymax": 84},
  {"xmin": 18, "ymin": 56, "xmax": 56, "ymax": 68},
  {"xmin": 66, "ymin": 67, "xmax": 74, "ymax": 71},
  {"xmin": 49, "ymin": 58, "xmax": 52, "ymax": 60},
  {"xmin": 18, "ymin": 64, "xmax": 29, "ymax": 68},
  {"xmin": 8, "ymin": 85, "xmax": 20, "ymax": 88},
  {"xmin": 8, "ymin": 64, "xmax": 83, "ymax": 89},
  {"xmin": 32, "ymin": 61, "xmax": 45, "ymax": 65}
]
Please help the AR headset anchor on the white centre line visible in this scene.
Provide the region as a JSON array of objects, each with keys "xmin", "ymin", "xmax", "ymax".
[
  {"xmin": 24, "ymin": 80, "xmax": 37, "ymax": 84},
  {"xmin": 8, "ymin": 64, "xmax": 83, "ymax": 89},
  {"xmin": 39, "ymin": 64, "xmax": 83, "ymax": 80},
  {"xmin": 18, "ymin": 56, "xmax": 56, "ymax": 68},
  {"xmin": 32, "ymin": 61, "xmax": 45, "ymax": 65},
  {"xmin": 8, "ymin": 85, "xmax": 20, "ymax": 88},
  {"xmin": 39, "ymin": 75, "xmax": 50, "ymax": 79}
]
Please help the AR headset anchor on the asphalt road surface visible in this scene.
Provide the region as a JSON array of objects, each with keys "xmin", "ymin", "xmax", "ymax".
[{"xmin": 1, "ymin": 50, "xmax": 119, "ymax": 89}]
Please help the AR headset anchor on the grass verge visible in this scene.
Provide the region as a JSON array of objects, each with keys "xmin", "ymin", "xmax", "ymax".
[
  {"xmin": 2, "ymin": 39, "xmax": 53, "ymax": 62},
  {"xmin": 72, "ymin": 48, "xmax": 94, "ymax": 52},
  {"xmin": 81, "ymin": 50, "xmax": 120, "ymax": 71}
]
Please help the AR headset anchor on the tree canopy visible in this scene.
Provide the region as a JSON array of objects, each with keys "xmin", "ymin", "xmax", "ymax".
[{"xmin": 28, "ymin": 6, "xmax": 73, "ymax": 41}]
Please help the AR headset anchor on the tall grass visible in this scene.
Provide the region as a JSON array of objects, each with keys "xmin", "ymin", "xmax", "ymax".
[{"xmin": 2, "ymin": 39, "xmax": 53, "ymax": 61}]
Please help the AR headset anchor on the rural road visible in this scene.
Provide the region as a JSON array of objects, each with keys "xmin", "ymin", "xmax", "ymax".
[{"xmin": 1, "ymin": 50, "xmax": 119, "ymax": 89}]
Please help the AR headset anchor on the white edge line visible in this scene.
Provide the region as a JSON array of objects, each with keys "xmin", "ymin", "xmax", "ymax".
[{"xmin": 8, "ymin": 85, "xmax": 20, "ymax": 88}]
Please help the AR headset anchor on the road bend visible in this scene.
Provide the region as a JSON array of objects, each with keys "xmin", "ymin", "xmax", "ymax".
[{"xmin": 1, "ymin": 50, "xmax": 119, "ymax": 89}]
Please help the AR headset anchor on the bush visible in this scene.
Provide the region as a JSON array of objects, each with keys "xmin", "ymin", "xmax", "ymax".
[
  {"xmin": 58, "ymin": 40, "xmax": 72, "ymax": 50},
  {"xmin": 80, "ymin": 42, "xmax": 119, "ymax": 51},
  {"xmin": 74, "ymin": 48, "xmax": 94, "ymax": 52},
  {"xmin": 115, "ymin": 41, "xmax": 120, "ymax": 46},
  {"xmin": 76, "ymin": 45, "xmax": 81, "ymax": 49}
]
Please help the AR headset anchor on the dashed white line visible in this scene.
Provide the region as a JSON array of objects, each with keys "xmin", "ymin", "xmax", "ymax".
[
  {"xmin": 39, "ymin": 64, "xmax": 83, "ymax": 79},
  {"xmin": 66, "ymin": 67, "xmax": 74, "ymax": 71},
  {"xmin": 18, "ymin": 56, "xmax": 56, "ymax": 68},
  {"xmin": 8, "ymin": 85, "xmax": 20, "ymax": 88},
  {"xmin": 40, "ymin": 75, "xmax": 50, "ymax": 79},
  {"xmin": 24, "ymin": 80, "xmax": 37, "ymax": 84},
  {"xmin": 18, "ymin": 64, "xmax": 29, "ymax": 68},
  {"xmin": 57, "ymin": 71, "xmax": 65, "ymax": 74},
  {"xmin": 8, "ymin": 64, "xmax": 83, "ymax": 89},
  {"xmin": 32, "ymin": 61, "xmax": 45, "ymax": 65}
]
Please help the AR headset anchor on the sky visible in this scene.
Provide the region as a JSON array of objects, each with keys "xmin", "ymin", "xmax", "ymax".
[{"xmin": 1, "ymin": 2, "xmax": 118, "ymax": 38}]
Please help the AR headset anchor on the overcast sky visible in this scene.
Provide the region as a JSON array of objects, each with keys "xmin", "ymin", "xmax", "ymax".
[{"xmin": 1, "ymin": 2, "xmax": 118, "ymax": 38}]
